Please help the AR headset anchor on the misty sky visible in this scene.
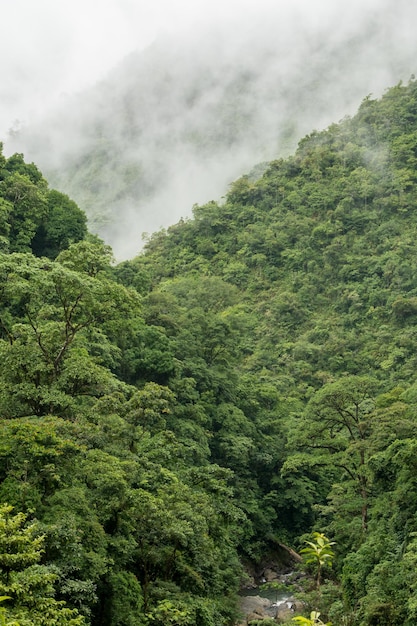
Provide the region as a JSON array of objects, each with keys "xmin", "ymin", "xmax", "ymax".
[
  {"xmin": 1, "ymin": 0, "xmax": 266, "ymax": 137},
  {"xmin": 0, "ymin": 0, "xmax": 393, "ymax": 140},
  {"xmin": 3, "ymin": 0, "xmax": 417, "ymax": 259}
]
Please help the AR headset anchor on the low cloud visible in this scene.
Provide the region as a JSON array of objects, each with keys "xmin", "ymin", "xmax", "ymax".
[{"xmin": 4, "ymin": 0, "xmax": 417, "ymax": 259}]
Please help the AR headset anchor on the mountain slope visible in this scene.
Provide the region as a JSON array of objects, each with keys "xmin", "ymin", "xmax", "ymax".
[
  {"xmin": 117, "ymin": 78, "xmax": 417, "ymax": 623},
  {"xmin": 134, "ymin": 79, "xmax": 417, "ymax": 390},
  {"xmin": 4, "ymin": 76, "xmax": 417, "ymax": 625}
]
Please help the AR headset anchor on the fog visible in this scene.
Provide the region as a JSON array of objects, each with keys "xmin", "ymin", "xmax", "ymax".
[{"xmin": 3, "ymin": 0, "xmax": 417, "ymax": 259}]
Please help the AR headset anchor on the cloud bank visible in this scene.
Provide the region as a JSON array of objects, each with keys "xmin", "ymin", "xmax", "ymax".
[{"xmin": 3, "ymin": 0, "xmax": 417, "ymax": 259}]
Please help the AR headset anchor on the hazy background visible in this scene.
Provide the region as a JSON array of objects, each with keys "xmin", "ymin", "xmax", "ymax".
[{"xmin": 2, "ymin": 0, "xmax": 417, "ymax": 259}]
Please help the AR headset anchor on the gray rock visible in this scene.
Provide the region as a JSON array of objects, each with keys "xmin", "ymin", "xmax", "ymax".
[
  {"xmin": 263, "ymin": 567, "xmax": 279, "ymax": 582},
  {"xmin": 237, "ymin": 595, "xmax": 271, "ymax": 624}
]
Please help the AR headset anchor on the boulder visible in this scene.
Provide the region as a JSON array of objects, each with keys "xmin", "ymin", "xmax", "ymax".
[
  {"xmin": 263, "ymin": 567, "xmax": 279, "ymax": 582},
  {"xmin": 237, "ymin": 595, "xmax": 271, "ymax": 624}
]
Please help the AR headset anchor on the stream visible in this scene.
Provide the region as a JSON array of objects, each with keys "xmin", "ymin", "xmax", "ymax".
[{"xmin": 239, "ymin": 586, "xmax": 295, "ymax": 619}]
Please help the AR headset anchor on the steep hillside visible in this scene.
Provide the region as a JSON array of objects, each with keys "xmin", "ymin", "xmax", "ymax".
[
  {"xmin": 133, "ymin": 79, "xmax": 417, "ymax": 392},
  {"xmin": 3, "ymin": 79, "xmax": 417, "ymax": 625},
  {"xmin": 119, "ymin": 78, "xmax": 417, "ymax": 624}
]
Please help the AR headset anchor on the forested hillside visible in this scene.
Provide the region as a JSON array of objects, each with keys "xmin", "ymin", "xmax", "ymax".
[{"xmin": 2, "ymin": 79, "xmax": 417, "ymax": 625}]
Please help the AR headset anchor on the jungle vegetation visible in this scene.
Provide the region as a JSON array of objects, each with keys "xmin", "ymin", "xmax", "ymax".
[{"xmin": 2, "ymin": 79, "xmax": 417, "ymax": 624}]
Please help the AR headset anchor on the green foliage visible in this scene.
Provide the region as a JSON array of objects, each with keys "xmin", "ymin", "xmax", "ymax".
[
  {"xmin": 101, "ymin": 571, "xmax": 145, "ymax": 626},
  {"xmin": 0, "ymin": 247, "xmax": 138, "ymax": 418},
  {"xmin": 292, "ymin": 611, "xmax": 331, "ymax": 626},
  {"xmin": 0, "ymin": 504, "xmax": 84, "ymax": 625},
  {"xmin": 0, "ymin": 150, "xmax": 87, "ymax": 258},
  {"xmin": 0, "ymin": 596, "xmax": 20, "ymax": 626},
  {"xmin": 130, "ymin": 79, "xmax": 417, "ymax": 625},
  {"xmin": 7, "ymin": 82, "xmax": 417, "ymax": 625},
  {"xmin": 300, "ymin": 533, "xmax": 335, "ymax": 590},
  {"xmin": 148, "ymin": 599, "xmax": 193, "ymax": 626},
  {"xmin": 31, "ymin": 190, "xmax": 87, "ymax": 260}
]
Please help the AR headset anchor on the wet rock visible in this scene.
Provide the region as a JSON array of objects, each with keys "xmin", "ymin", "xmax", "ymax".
[
  {"xmin": 274, "ymin": 598, "xmax": 298, "ymax": 621},
  {"xmin": 237, "ymin": 595, "xmax": 271, "ymax": 624},
  {"xmin": 263, "ymin": 568, "xmax": 279, "ymax": 582}
]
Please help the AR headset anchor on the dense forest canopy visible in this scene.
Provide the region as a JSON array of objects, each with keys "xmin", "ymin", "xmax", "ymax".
[{"xmin": 2, "ymin": 79, "xmax": 417, "ymax": 625}]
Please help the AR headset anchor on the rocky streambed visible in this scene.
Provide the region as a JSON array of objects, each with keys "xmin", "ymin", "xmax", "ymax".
[
  {"xmin": 238, "ymin": 589, "xmax": 298, "ymax": 623},
  {"xmin": 237, "ymin": 547, "xmax": 305, "ymax": 624}
]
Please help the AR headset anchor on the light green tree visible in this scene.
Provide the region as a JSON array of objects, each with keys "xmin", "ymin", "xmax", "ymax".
[
  {"xmin": 300, "ymin": 532, "xmax": 335, "ymax": 591},
  {"xmin": 0, "ymin": 504, "xmax": 84, "ymax": 625},
  {"xmin": 292, "ymin": 610, "xmax": 331, "ymax": 626}
]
